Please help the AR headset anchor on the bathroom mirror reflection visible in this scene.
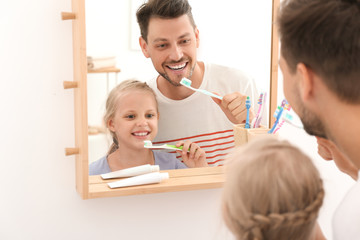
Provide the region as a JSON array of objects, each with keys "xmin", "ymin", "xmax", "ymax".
[{"xmin": 85, "ymin": 0, "xmax": 274, "ymax": 172}]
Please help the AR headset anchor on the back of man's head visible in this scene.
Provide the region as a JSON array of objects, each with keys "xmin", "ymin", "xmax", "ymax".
[{"xmin": 278, "ymin": 0, "xmax": 360, "ymax": 103}]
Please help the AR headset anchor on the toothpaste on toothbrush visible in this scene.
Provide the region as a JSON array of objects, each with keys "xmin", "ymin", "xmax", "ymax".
[
  {"xmin": 107, "ymin": 172, "xmax": 169, "ymax": 189},
  {"xmin": 101, "ymin": 164, "xmax": 160, "ymax": 180}
]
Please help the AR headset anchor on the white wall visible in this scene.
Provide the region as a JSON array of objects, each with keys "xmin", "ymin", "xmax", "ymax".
[
  {"xmin": 0, "ymin": 0, "xmax": 232, "ymax": 239},
  {"xmin": 0, "ymin": 0, "xmax": 354, "ymax": 239}
]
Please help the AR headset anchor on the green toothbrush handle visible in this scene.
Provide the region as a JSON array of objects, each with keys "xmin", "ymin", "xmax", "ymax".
[{"xmin": 165, "ymin": 144, "xmax": 183, "ymax": 150}]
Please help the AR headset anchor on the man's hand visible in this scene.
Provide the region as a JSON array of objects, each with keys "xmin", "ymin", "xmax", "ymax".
[
  {"xmin": 212, "ymin": 92, "xmax": 254, "ymax": 124},
  {"xmin": 316, "ymin": 136, "xmax": 358, "ymax": 180}
]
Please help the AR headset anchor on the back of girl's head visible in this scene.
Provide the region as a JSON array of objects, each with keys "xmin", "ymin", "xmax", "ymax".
[
  {"xmin": 222, "ymin": 137, "xmax": 324, "ymax": 240},
  {"xmin": 104, "ymin": 79, "xmax": 158, "ymax": 154}
]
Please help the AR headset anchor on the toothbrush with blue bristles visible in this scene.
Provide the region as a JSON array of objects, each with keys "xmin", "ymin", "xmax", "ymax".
[
  {"xmin": 245, "ymin": 96, "xmax": 251, "ymax": 129},
  {"xmin": 180, "ymin": 78, "xmax": 223, "ymax": 100}
]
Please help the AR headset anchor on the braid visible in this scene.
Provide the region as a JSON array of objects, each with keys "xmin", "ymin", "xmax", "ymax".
[
  {"xmin": 107, "ymin": 137, "xmax": 119, "ymax": 155},
  {"xmin": 222, "ymin": 139, "xmax": 326, "ymax": 240},
  {"xmin": 241, "ymin": 183, "xmax": 324, "ymax": 239}
]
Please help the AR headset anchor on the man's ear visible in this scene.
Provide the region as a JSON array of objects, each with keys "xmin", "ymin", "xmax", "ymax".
[
  {"xmin": 194, "ymin": 27, "xmax": 200, "ymax": 48},
  {"xmin": 139, "ymin": 36, "xmax": 150, "ymax": 58},
  {"xmin": 296, "ymin": 63, "xmax": 314, "ymax": 102}
]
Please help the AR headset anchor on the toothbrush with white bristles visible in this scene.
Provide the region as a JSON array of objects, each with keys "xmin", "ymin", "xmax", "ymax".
[
  {"xmin": 144, "ymin": 140, "xmax": 187, "ymax": 151},
  {"xmin": 180, "ymin": 78, "xmax": 223, "ymax": 100}
]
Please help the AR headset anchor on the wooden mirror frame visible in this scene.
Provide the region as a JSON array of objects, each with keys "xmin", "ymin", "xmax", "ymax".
[{"xmin": 63, "ymin": 0, "xmax": 279, "ymax": 199}]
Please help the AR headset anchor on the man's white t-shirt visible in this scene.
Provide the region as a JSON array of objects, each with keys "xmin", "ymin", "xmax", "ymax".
[
  {"xmin": 332, "ymin": 170, "xmax": 360, "ymax": 240},
  {"xmin": 147, "ymin": 62, "xmax": 262, "ymax": 166}
]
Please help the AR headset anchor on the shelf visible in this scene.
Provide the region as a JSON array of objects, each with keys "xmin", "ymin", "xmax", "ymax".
[
  {"xmin": 88, "ymin": 166, "xmax": 225, "ymax": 199},
  {"xmin": 88, "ymin": 67, "xmax": 121, "ymax": 73}
]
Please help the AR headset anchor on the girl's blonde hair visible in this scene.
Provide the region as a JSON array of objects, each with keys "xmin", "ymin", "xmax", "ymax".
[
  {"xmin": 222, "ymin": 137, "xmax": 324, "ymax": 240},
  {"xmin": 104, "ymin": 79, "xmax": 158, "ymax": 155}
]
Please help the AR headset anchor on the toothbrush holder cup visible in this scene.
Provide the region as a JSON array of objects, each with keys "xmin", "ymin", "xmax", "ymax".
[{"xmin": 233, "ymin": 124, "xmax": 277, "ymax": 147}]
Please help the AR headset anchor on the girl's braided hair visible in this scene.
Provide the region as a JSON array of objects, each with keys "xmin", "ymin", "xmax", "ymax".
[{"xmin": 222, "ymin": 137, "xmax": 324, "ymax": 240}]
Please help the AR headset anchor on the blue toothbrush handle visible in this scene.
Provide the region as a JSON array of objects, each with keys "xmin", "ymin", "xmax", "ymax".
[{"xmin": 245, "ymin": 111, "xmax": 250, "ymax": 128}]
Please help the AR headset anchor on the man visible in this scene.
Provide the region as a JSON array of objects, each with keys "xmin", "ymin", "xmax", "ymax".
[
  {"xmin": 136, "ymin": 0, "xmax": 261, "ymax": 166},
  {"xmin": 278, "ymin": 0, "xmax": 360, "ymax": 239},
  {"xmin": 316, "ymin": 136, "xmax": 358, "ymax": 181}
]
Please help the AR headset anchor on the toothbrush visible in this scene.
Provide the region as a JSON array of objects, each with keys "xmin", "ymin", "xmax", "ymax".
[
  {"xmin": 273, "ymin": 118, "xmax": 285, "ymax": 134},
  {"xmin": 251, "ymin": 92, "xmax": 267, "ymax": 128},
  {"xmin": 144, "ymin": 140, "xmax": 185, "ymax": 151},
  {"xmin": 281, "ymin": 110, "xmax": 303, "ymax": 129},
  {"xmin": 245, "ymin": 96, "xmax": 251, "ymax": 129},
  {"xmin": 273, "ymin": 101, "xmax": 292, "ymax": 133},
  {"xmin": 251, "ymin": 93, "xmax": 263, "ymax": 128},
  {"xmin": 274, "ymin": 111, "xmax": 303, "ymax": 133},
  {"xmin": 180, "ymin": 78, "xmax": 223, "ymax": 100},
  {"xmin": 268, "ymin": 106, "xmax": 284, "ymax": 134}
]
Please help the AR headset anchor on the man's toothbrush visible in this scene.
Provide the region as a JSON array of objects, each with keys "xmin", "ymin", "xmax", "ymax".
[
  {"xmin": 144, "ymin": 140, "xmax": 185, "ymax": 151},
  {"xmin": 245, "ymin": 96, "xmax": 251, "ymax": 129},
  {"xmin": 180, "ymin": 78, "xmax": 223, "ymax": 100}
]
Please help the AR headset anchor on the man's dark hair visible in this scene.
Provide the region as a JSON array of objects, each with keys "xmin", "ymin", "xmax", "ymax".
[
  {"xmin": 278, "ymin": 0, "xmax": 360, "ymax": 103},
  {"xmin": 136, "ymin": 0, "xmax": 196, "ymax": 43}
]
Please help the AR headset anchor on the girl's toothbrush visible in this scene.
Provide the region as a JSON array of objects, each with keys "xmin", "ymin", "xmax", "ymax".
[
  {"xmin": 245, "ymin": 96, "xmax": 251, "ymax": 129},
  {"xmin": 252, "ymin": 92, "xmax": 267, "ymax": 128},
  {"xmin": 144, "ymin": 140, "xmax": 185, "ymax": 151},
  {"xmin": 180, "ymin": 78, "xmax": 223, "ymax": 100}
]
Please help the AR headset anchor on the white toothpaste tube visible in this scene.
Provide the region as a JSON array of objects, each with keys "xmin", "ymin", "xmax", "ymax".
[
  {"xmin": 107, "ymin": 172, "xmax": 169, "ymax": 189},
  {"xmin": 101, "ymin": 164, "xmax": 160, "ymax": 180}
]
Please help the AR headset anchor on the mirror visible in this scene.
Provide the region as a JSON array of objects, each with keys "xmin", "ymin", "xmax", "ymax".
[{"xmin": 68, "ymin": 0, "xmax": 279, "ymax": 199}]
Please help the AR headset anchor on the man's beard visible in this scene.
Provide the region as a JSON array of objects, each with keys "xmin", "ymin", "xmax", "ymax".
[
  {"xmin": 159, "ymin": 60, "xmax": 196, "ymax": 87},
  {"xmin": 298, "ymin": 102, "xmax": 327, "ymax": 139},
  {"xmin": 291, "ymin": 87, "xmax": 328, "ymax": 139}
]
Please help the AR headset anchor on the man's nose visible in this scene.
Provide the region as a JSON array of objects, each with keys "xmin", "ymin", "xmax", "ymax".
[{"xmin": 169, "ymin": 45, "xmax": 184, "ymax": 61}]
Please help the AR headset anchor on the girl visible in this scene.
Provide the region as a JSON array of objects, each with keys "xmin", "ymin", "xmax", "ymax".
[
  {"xmin": 89, "ymin": 79, "xmax": 208, "ymax": 175},
  {"xmin": 222, "ymin": 137, "xmax": 325, "ymax": 240}
]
